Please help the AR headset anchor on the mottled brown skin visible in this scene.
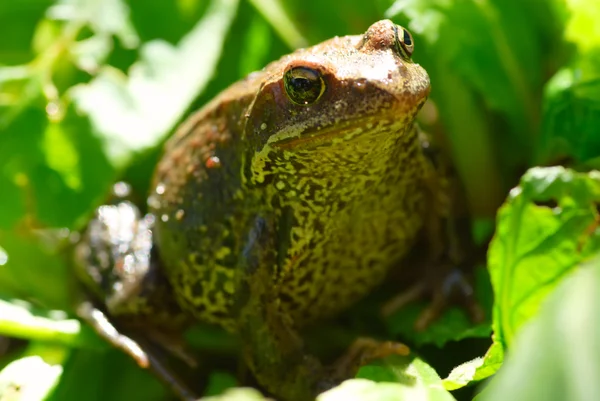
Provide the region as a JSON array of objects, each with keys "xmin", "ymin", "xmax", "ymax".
[
  {"xmin": 149, "ymin": 20, "xmax": 442, "ymax": 400},
  {"xmin": 75, "ymin": 20, "xmax": 449, "ymax": 401}
]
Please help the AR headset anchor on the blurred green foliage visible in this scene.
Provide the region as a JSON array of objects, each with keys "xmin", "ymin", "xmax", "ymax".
[{"xmin": 1, "ymin": 0, "xmax": 600, "ymax": 400}]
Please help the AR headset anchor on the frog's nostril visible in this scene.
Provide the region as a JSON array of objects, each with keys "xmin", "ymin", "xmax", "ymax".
[
  {"xmin": 359, "ymin": 20, "xmax": 414, "ymax": 60},
  {"xmin": 359, "ymin": 20, "xmax": 396, "ymax": 52}
]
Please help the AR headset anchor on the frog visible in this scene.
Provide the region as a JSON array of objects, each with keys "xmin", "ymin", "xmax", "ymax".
[{"xmin": 73, "ymin": 19, "xmax": 470, "ymax": 401}]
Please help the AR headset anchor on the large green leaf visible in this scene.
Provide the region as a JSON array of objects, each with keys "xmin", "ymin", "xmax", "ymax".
[
  {"xmin": 444, "ymin": 166, "xmax": 600, "ymax": 390},
  {"xmin": 479, "ymin": 256, "xmax": 600, "ymax": 401},
  {"xmin": 489, "ymin": 167, "xmax": 600, "ymax": 349}
]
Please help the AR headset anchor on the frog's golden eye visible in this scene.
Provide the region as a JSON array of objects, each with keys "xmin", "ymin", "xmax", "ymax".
[
  {"xmin": 394, "ymin": 26, "xmax": 414, "ymax": 59},
  {"xmin": 283, "ymin": 66, "xmax": 325, "ymax": 105}
]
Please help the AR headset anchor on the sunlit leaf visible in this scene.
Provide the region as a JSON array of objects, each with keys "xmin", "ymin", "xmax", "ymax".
[
  {"xmin": 443, "ymin": 341, "xmax": 503, "ymax": 390},
  {"xmin": 320, "ymin": 355, "xmax": 455, "ymax": 401},
  {"xmin": 47, "ymin": 0, "xmax": 139, "ymax": 48},
  {"xmin": 489, "ymin": 167, "xmax": 600, "ymax": 349},
  {"xmin": 565, "ymin": 0, "xmax": 600, "ymax": 51},
  {"xmin": 0, "ymin": 356, "xmax": 62, "ymax": 401},
  {"xmin": 0, "ymin": 245, "xmax": 7, "ymax": 266},
  {"xmin": 0, "ymin": 299, "xmax": 103, "ymax": 348},
  {"xmin": 43, "ymin": 122, "xmax": 81, "ymax": 190},
  {"xmin": 479, "ymin": 256, "xmax": 600, "ymax": 401},
  {"xmin": 71, "ymin": 0, "xmax": 239, "ymax": 165},
  {"xmin": 200, "ymin": 387, "xmax": 267, "ymax": 401}
]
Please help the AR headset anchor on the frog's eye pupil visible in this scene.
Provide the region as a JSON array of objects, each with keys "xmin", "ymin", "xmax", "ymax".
[
  {"xmin": 291, "ymin": 77, "xmax": 312, "ymax": 92},
  {"xmin": 403, "ymin": 29, "xmax": 412, "ymax": 46},
  {"xmin": 284, "ymin": 66, "xmax": 325, "ymax": 105}
]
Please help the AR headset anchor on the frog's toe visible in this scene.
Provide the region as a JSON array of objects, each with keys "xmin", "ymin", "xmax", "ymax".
[
  {"xmin": 382, "ymin": 267, "xmax": 484, "ymax": 331},
  {"xmin": 328, "ymin": 337, "xmax": 410, "ymax": 381}
]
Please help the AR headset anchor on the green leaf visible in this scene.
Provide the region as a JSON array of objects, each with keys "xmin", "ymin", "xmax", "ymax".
[
  {"xmin": 247, "ymin": 0, "xmax": 307, "ymax": 49},
  {"xmin": 70, "ymin": 0, "xmax": 239, "ymax": 165},
  {"xmin": 387, "ymin": 305, "xmax": 491, "ymax": 348},
  {"xmin": 319, "ymin": 355, "xmax": 455, "ymax": 401},
  {"xmin": 479, "ymin": 256, "xmax": 600, "ymax": 401},
  {"xmin": 0, "ymin": 356, "xmax": 62, "ymax": 401},
  {"xmin": 47, "ymin": 349, "xmax": 167, "ymax": 401},
  {"xmin": 47, "ymin": 0, "xmax": 139, "ymax": 48},
  {"xmin": 442, "ymin": 341, "xmax": 503, "ymax": 390},
  {"xmin": 534, "ymin": 0, "xmax": 600, "ymax": 166},
  {"xmin": 0, "ymin": 1, "xmax": 50, "ymax": 65},
  {"xmin": 0, "ymin": 233, "xmax": 70, "ymax": 308},
  {"xmin": 564, "ymin": 0, "xmax": 600, "ymax": 52},
  {"xmin": 535, "ymin": 1, "xmax": 600, "ymax": 168},
  {"xmin": 200, "ymin": 388, "xmax": 267, "ymax": 401},
  {"xmin": 537, "ymin": 65, "xmax": 600, "ymax": 166},
  {"xmin": 0, "ymin": 299, "xmax": 103, "ymax": 349},
  {"xmin": 489, "ymin": 166, "xmax": 600, "ymax": 349},
  {"xmin": 203, "ymin": 371, "xmax": 238, "ymax": 397},
  {"xmin": 43, "ymin": 121, "xmax": 81, "ymax": 190},
  {"xmin": 446, "ymin": 166, "xmax": 600, "ymax": 390}
]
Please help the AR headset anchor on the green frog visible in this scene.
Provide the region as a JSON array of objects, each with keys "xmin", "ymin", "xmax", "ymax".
[{"xmin": 74, "ymin": 19, "xmax": 461, "ymax": 401}]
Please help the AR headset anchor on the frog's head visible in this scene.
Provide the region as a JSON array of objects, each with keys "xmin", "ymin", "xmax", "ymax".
[{"xmin": 243, "ymin": 19, "xmax": 430, "ymax": 187}]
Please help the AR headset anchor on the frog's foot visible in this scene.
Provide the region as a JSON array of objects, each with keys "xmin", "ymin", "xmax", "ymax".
[
  {"xmin": 324, "ymin": 338, "xmax": 410, "ymax": 385},
  {"xmin": 381, "ymin": 267, "xmax": 484, "ymax": 331},
  {"xmin": 77, "ymin": 302, "xmax": 199, "ymax": 401}
]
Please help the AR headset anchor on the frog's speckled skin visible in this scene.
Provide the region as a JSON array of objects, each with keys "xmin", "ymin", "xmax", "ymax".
[
  {"xmin": 146, "ymin": 20, "xmax": 442, "ymax": 399},
  {"xmin": 77, "ymin": 20, "xmax": 447, "ymax": 401},
  {"xmin": 152, "ymin": 19, "xmax": 433, "ymax": 323}
]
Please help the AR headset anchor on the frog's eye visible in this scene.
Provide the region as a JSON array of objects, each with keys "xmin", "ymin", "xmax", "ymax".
[
  {"xmin": 394, "ymin": 26, "xmax": 414, "ymax": 59},
  {"xmin": 283, "ymin": 66, "xmax": 325, "ymax": 105}
]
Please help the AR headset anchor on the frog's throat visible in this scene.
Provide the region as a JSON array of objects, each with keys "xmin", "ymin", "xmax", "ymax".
[
  {"xmin": 248, "ymin": 118, "xmax": 416, "ymax": 186},
  {"xmin": 266, "ymin": 116, "xmax": 407, "ymax": 150}
]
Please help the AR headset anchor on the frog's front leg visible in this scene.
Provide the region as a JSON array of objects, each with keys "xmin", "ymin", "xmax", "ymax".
[{"xmin": 233, "ymin": 216, "xmax": 326, "ymax": 401}]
